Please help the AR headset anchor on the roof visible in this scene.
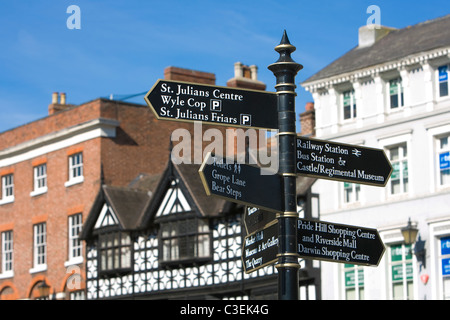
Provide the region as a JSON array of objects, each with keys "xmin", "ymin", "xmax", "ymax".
[
  {"xmin": 81, "ymin": 160, "xmax": 230, "ymax": 240},
  {"xmin": 303, "ymin": 14, "xmax": 450, "ymax": 84},
  {"xmin": 81, "ymin": 158, "xmax": 317, "ymax": 240}
]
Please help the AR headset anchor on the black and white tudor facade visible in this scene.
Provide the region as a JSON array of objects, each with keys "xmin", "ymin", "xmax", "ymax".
[{"xmin": 80, "ymin": 160, "xmax": 319, "ymax": 300}]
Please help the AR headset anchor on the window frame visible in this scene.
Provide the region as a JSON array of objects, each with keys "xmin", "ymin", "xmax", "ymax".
[
  {"xmin": 343, "ymin": 264, "xmax": 364, "ymax": 300},
  {"xmin": 387, "ymin": 144, "xmax": 409, "ymax": 195},
  {"xmin": 388, "ymin": 243, "xmax": 414, "ymax": 300},
  {"xmin": 31, "ymin": 223, "xmax": 47, "ymax": 272},
  {"xmin": 437, "ymin": 134, "xmax": 450, "ymax": 188},
  {"xmin": 342, "ymin": 89, "xmax": 357, "ymax": 121},
  {"xmin": 343, "ymin": 182, "xmax": 361, "ymax": 204},
  {"xmin": 0, "ymin": 230, "xmax": 13, "ymax": 277},
  {"xmin": 31, "ymin": 163, "xmax": 47, "ymax": 197},
  {"xmin": 0, "ymin": 174, "xmax": 14, "ymax": 204},
  {"xmin": 65, "ymin": 152, "xmax": 84, "ymax": 187},
  {"xmin": 67, "ymin": 213, "xmax": 83, "ymax": 265},
  {"xmin": 438, "ymin": 65, "xmax": 449, "ymax": 98},
  {"xmin": 97, "ymin": 230, "xmax": 132, "ymax": 275},
  {"xmin": 158, "ymin": 215, "xmax": 212, "ymax": 267},
  {"xmin": 388, "ymin": 77, "xmax": 404, "ymax": 109}
]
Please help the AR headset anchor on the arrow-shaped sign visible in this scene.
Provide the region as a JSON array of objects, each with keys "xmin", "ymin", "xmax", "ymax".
[
  {"xmin": 242, "ymin": 221, "xmax": 278, "ymax": 274},
  {"xmin": 145, "ymin": 79, "xmax": 278, "ymax": 130},
  {"xmin": 297, "ymin": 218, "xmax": 385, "ymax": 266},
  {"xmin": 296, "ymin": 136, "xmax": 392, "ymax": 186},
  {"xmin": 244, "ymin": 206, "xmax": 276, "ymax": 235},
  {"xmin": 199, "ymin": 153, "xmax": 283, "ymax": 213}
]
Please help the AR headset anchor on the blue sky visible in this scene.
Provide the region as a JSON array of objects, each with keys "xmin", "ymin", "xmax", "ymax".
[{"xmin": 0, "ymin": 0, "xmax": 448, "ymax": 133}]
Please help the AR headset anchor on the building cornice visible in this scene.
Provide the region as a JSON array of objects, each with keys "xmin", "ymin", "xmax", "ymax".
[
  {"xmin": 0, "ymin": 118, "xmax": 119, "ymax": 168},
  {"xmin": 302, "ymin": 46, "xmax": 450, "ymax": 92}
]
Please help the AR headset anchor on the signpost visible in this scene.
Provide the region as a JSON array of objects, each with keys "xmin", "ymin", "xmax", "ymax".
[
  {"xmin": 243, "ymin": 217, "xmax": 385, "ymax": 274},
  {"xmin": 145, "ymin": 30, "xmax": 392, "ymax": 300},
  {"xmin": 296, "ymin": 136, "xmax": 392, "ymax": 186},
  {"xmin": 145, "ymin": 79, "xmax": 278, "ymax": 130},
  {"xmin": 242, "ymin": 221, "xmax": 278, "ymax": 274},
  {"xmin": 297, "ymin": 219, "xmax": 385, "ymax": 266},
  {"xmin": 244, "ymin": 206, "xmax": 276, "ymax": 235},
  {"xmin": 199, "ymin": 153, "xmax": 283, "ymax": 213}
]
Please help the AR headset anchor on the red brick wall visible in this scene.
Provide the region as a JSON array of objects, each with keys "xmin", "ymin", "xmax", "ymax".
[{"xmin": 0, "ymin": 138, "xmax": 101, "ymax": 299}]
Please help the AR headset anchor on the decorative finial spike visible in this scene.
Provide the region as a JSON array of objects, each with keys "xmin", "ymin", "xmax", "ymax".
[
  {"xmin": 268, "ymin": 30, "xmax": 303, "ymax": 73},
  {"xmin": 280, "ymin": 30, "xmax": 291, "ymax": 45}
]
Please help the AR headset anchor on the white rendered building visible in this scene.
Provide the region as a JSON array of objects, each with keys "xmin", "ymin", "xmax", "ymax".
[{"xmin": 301, "ymin": 14, "xmax": 450, "ymax": 300}]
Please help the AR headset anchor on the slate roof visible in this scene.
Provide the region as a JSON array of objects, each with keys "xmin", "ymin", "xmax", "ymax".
[{"xmin": 303, "ymin": 14, "xmax": 450, "ymax": 84}]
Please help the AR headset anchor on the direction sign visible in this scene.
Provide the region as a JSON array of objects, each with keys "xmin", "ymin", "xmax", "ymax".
[
  {"xmin": 242, "ymin": 221, "xmax": 278, "ymax": 274},
  {"xmin": 244, "ymin": 206, "xmax": 276, "ymax": 235},
  {"xmin": 296, "ymin": 136, "xmax": 392, "ymax": 186},
  {"xmin": 199, "ymin": 153, "xmax": 283, "ymax": 213},
  {"xmin": 297, "ymin": 219, "xmax": 385, "ymax": 266},
  {"xmin": 145, "ymin": 79, "xmax": 278, "ymax": 130}
]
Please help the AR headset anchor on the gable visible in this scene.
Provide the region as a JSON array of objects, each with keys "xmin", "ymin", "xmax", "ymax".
[
  {"xmin": 94, "ymin": 203, "xmax": 120, "ymax": 229},
  {"xmin": 155, "ymin": 179, "xmax": 192, "ymax": 217}
]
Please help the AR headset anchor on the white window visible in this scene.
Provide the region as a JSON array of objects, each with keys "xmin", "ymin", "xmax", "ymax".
[
  {"xmin": 33, "ymin": 223, "xmax": 46, "ymax": 269},
  {"xmin": 343, "ymin": 182, "xmax": 360, "ymax": 204},
  {"xmin": 31, "ymin": 164, "xmax": 47, "ymax": 196},
  {"xmin": 389, "ymin": 77, "xmax": 404, "ymax": 109},
  {"xmin": 438, "ymin": 135, "xmax": 450, "ymax": 186},
  {"xmin": 438, "ymin": 65, "xmax": 449, "ymax": 98},
  {"xmin": 389, "ymin": 243, "xmax": 414, "ymax": 300},
  {"xmin": 1, "ymin": 174, "xmax": 14, "ymax": 203},
  {"xmin": 342, "ymin": 90, "xmax": 356, "ymax": 120},
  {"xmin": 68, "ymin": 214, "xmax": 82, "ymax": 262},
  {"xmin": 343, "ymin": 264, "xmax": 364, "ymax": 300},
  {"xmin": 439, "ymin": 236, "xmax": 450, "ymax": 300},
  {"xmin": 65, "ymin": 153, "xmax": 83, "ymax": 187},
  {"xmin": 1, "ymin": 230, "xmax": 13, "ymax": 276},
  {"xmin": 388, "ymin": 144, "xmax": 408, "ymax": 195}
]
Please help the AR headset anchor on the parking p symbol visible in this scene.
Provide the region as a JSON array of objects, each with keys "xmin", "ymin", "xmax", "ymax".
[{"xmin": 240, "ymin": 114, "xmax": 252, "ymax": 126}]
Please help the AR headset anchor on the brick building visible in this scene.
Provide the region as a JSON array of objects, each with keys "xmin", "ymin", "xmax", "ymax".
[
  {"xmin": 0, "ymin": 66, "xmax": 222, "ymax": 299},
  {"xmin": 0, "ymin": 63, "xmax": 294, "ymax": 300}
]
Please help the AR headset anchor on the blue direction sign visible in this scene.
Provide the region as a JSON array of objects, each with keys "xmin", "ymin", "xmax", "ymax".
[{"xmin": 145, "ymin": 79, "xmax": 278, "ymax": 130}]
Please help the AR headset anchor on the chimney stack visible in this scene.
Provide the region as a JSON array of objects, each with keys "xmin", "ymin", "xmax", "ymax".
[
  {"xmin": 358, "ymin": 24, "xmax": 395, "ymax": 48},
  {"xmin": 299, "ymin": 102, "xmax": 315, "ymax": 137},
  {"xmin": 52, "ymin": 92, "xmax": 58, "ymax": 104},
  {"xmin": 226, "ymin": 62, "xmax": 266, "ymax": 91},
  {"xmin": 60, "ymin": 93, "xmax": 66, "ymax": 105},
  {"xmin": 164, "ymin": 66, "xmax": 215, "ymax": 85},
  {"xmin": 48, "ymin": 92, "xmax": 72, "ymax": 115}
]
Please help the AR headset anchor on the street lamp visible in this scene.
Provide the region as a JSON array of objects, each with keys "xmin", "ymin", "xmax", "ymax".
[
  {"xmin": 401, "ymin": 218, "xmax": 419, "ymax": 245},
  {"xmin": 401, "ymin": 218, "xmax": 426, "ymax": 267}
]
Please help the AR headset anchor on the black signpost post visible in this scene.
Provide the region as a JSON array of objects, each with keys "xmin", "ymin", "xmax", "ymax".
[{"xmin": 268, "ymin": 31, "xmax": 303, "ymax": 300}]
